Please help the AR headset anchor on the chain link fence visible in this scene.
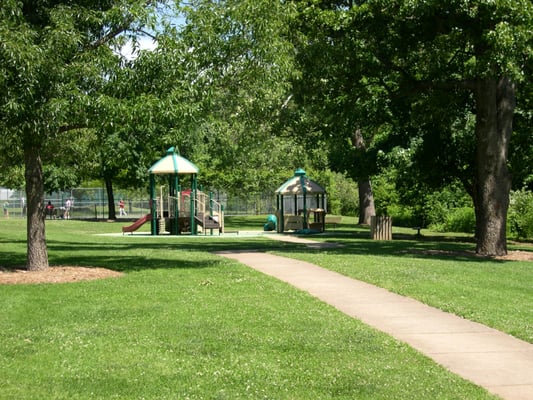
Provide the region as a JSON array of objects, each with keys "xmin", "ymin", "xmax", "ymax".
[{"xmin": 1, "ymin": 188, "xmax": 278, "ymax": 219}]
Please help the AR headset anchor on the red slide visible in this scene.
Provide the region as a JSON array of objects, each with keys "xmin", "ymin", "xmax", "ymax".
[{"xmin": 122, "ymin": 214, "xmax": 152, "ymax": 234}]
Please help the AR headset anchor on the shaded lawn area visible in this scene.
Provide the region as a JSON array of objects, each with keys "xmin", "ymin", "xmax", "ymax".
[{"xmin": 0, "ymin": 218, "xmax": 523, "ymax": 399}]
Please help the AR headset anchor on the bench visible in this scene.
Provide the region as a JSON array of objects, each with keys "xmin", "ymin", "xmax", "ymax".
[{"xmin": 325, "ymin": 215, "xmax": 342, "ymax": 230}]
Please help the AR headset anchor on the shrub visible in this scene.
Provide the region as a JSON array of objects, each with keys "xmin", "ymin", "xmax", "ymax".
[
  {"xmin": 318, "ymin": 172, "xmax": 358, "ymax": 216},
  {"xmin": 443, "ymin": 207, "xmax": 476, "ymax": 234},
  {"xmin": 385, "ymin": 204, "xmax": 417, "ymax": 227},
  {"xmin": 423, "ymin": 183, "xmax": 472, "ymax": 228},
  {"xmin": 508, "ymin": 189, "xmax": 533, "ymax": 239}
]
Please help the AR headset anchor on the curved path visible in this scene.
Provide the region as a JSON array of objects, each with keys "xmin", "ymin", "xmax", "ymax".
[{"xmin": 215, "ymin": 236, "xmax": 533, "ymax": 400}]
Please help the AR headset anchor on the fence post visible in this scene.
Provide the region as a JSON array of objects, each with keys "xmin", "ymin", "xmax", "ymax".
[{"xmin": 370, "ymin": 216, "xmax": 392, "ymax": 240}]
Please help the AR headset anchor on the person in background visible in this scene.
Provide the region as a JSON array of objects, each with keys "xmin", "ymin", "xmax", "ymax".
[
  {"xmin": 46, "ymin": 201, "xmax": 55, "ymax": 219},
  {"xmin": 3, "ymin": 201, "xmax": 8, "ymax": 218},
  {"xmin": 64, "ymin": 198, "xmax": 71, "ymax": 219},
  {"xmin": 119, "ymin": 199, "xmax": 127, "ymax": 216}
]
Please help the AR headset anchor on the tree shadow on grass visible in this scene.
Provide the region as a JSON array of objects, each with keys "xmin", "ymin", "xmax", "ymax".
[
  {"xmin": 273, "ymin": 232, "xmax": 516, "ymax": 264},
  {"xmin": 43, "ymin": 236, "xmax": 298, "ymax": 273},
  {"xmin": 1, "ymin": 230, "xmax": 518, "ymax": 274}
]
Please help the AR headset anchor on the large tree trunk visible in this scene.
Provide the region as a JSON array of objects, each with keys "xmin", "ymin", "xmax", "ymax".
[
  {"xmin": 473, "ymin": 77, "xmax": 514, "ymax": 256},
  {"xmin": 352, "ymin": 128, "xmax": 376, "ymax": 225},
  {"xmin": 358, "ymin": 179, "xmax": 375, "ymax": 225},
  {"xmin": 104, "ymin": 174, "xmax": 116, "ymax": 220},
  {"xmin": 25, "ymin": 145, "xmax": 49, "ymax": 271}
]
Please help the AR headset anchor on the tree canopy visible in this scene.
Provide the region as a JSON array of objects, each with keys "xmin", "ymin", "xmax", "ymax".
[
  {"xmin": 0, "ymin": 0, "xmax": 161, "ymax": 270},
  {"xmin": 173, "ymin": 0, "xmax": 304, "ymax": 194},
  {"xmin": 291, "ymin": 0, "xmax": 533, "ymax": 255},
  {"xmin": 1, "ymin": 0, "xmax": 532, "ymax": 270}
]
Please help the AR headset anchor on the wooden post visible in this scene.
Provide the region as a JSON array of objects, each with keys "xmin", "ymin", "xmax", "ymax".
[{"xmin": 370, "ymin": 216, "xmax": 392, "ymax": 240}]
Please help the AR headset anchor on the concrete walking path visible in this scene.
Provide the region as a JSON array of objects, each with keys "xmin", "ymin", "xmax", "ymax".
[{"xmin": 215, "ymin": 237, "xmax": 533, "ymax": 400}]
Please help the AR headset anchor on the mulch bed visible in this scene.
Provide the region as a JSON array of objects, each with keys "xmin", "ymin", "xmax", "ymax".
[{"xmin": 0, "ymin": 266, "xmax": 123, "ymax": 285}]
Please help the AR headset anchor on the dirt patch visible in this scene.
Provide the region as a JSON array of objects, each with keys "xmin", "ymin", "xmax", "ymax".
[
  {"xmin": 496, "ymin": 250, "xmax": 533, "ymax": 262},
  {"xmin": 0, "ymin": 266, "xmax": 123, "ymax": 285}
]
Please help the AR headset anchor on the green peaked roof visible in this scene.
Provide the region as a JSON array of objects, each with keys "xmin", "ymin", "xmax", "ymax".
[
  {"xmin": 275, "ymin": 169, "xmax": 325, "ymax": 195},
  {"xmin": 148, "ymin": 147, "xmax": 199, "ymax": 175}
]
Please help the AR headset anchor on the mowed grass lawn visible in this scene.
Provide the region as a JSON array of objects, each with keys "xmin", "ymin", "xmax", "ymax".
[{"xmin": 0, "ymin": 217, "xmax": 529, "ymax": 399}]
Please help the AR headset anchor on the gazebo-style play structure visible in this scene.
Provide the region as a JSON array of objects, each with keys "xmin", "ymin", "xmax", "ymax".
[
  {"xmin": 275, "ymin": 168, "xmax": 327, "ymax": 233},
  {"xmin": 145, "ymin": 147, "xmax": 223, "ymax": 235}
]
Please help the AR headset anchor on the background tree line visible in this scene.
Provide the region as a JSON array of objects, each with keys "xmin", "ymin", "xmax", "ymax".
[{"xmin": 1, "ymin": 0, "xmax": 532, "ymax": 270}]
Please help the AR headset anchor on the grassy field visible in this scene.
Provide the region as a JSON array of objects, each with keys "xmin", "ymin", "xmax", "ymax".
[
  {"xmin": 1, "ymin": 216, "xmax": 530, "ymax": 399},
  {"xmin": 269, "ymin": 219, "xmax": 533, "ymax": 344}
]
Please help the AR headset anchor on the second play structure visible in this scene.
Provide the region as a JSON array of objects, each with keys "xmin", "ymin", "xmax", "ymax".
[
  {"xmin": 275, "ymin": 169, "xmax": 327, "ymax": 233},
  {"xmin": 122, "ymin": 147, "xmax": 223, "ymax": 235}
]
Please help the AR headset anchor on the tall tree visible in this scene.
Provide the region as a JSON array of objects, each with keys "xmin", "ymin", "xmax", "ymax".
[
  {"xmin": 173, "ymin": 0, "xmax": 301, "ymax": 194},
  {"xmin": 0, "ymin": 0, "xmax": 160, "ymax": 270},
  {"xmin": 359, "ymin": 1, "xmax": 532, "ymax": 255},
  {"xmin": 291, "ymin": 1, "xmax": 387, "ymax": 225},
  {"xmin": 351, "ymin": 129, "xmax": 376, "ymax": 224},
  {"xmin": 294, "ymin": 0, "xmax": 533, "ymax": 255},
  {"xmin": 91, "ymin": 55, "xmax": 185, "ymax": 219}
]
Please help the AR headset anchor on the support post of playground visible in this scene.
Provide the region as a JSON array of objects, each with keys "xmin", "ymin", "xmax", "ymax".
[
  {"xmin": 123, "ymin": 147, "xmax": 226, "ymax": 235},
  {"xmin": 150, "ymin": 174, "xmax": 157, "ymax": 235}
]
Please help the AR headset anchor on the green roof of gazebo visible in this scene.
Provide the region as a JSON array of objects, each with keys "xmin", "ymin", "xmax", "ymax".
[
  {"xmin": 275, "ymin": 168, "xmax": 325, "ymax": 195},
  {"xmin": 148, "ymin": 147, "xmax": 199, "ymax": 175}
]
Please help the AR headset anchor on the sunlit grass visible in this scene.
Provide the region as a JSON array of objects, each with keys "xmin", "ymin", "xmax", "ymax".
[
  {"xmin": 263, "ymin": 216, "xmax": 532, "ymax": 343},
  {"xmin": 0, "ymin": 217, "xmax": 517, "ymax": 398}
]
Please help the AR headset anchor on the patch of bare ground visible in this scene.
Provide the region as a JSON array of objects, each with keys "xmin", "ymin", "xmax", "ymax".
[
  {"xmin": 497, "ymin": 250, "xmax": 533, "ymax": 261},
  {"xmin": 0, "ymin": 266, "xmax": 123, "ymax": 285}
]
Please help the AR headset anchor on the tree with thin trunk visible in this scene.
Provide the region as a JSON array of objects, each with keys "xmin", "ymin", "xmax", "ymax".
[{"xmin": 291, "ymin": 1, "xmax": 389, "ymax": 227}]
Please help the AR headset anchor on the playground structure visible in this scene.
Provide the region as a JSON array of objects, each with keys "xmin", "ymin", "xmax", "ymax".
[
  {"xmin": 122, "ymin": 147, "xmax": 224, "ymax": 235},
  {"xmin": 122, "ymin": 213, "xmax": 152, "ymax": 233},
  {"xmin": 275, "ymin": 169, "xmax": 327, "ymax": 233}
]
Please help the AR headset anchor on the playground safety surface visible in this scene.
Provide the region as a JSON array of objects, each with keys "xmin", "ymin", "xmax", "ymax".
[{"xmin": 216, "ymin": 235, "xmax": 533, "ymax": 400}]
